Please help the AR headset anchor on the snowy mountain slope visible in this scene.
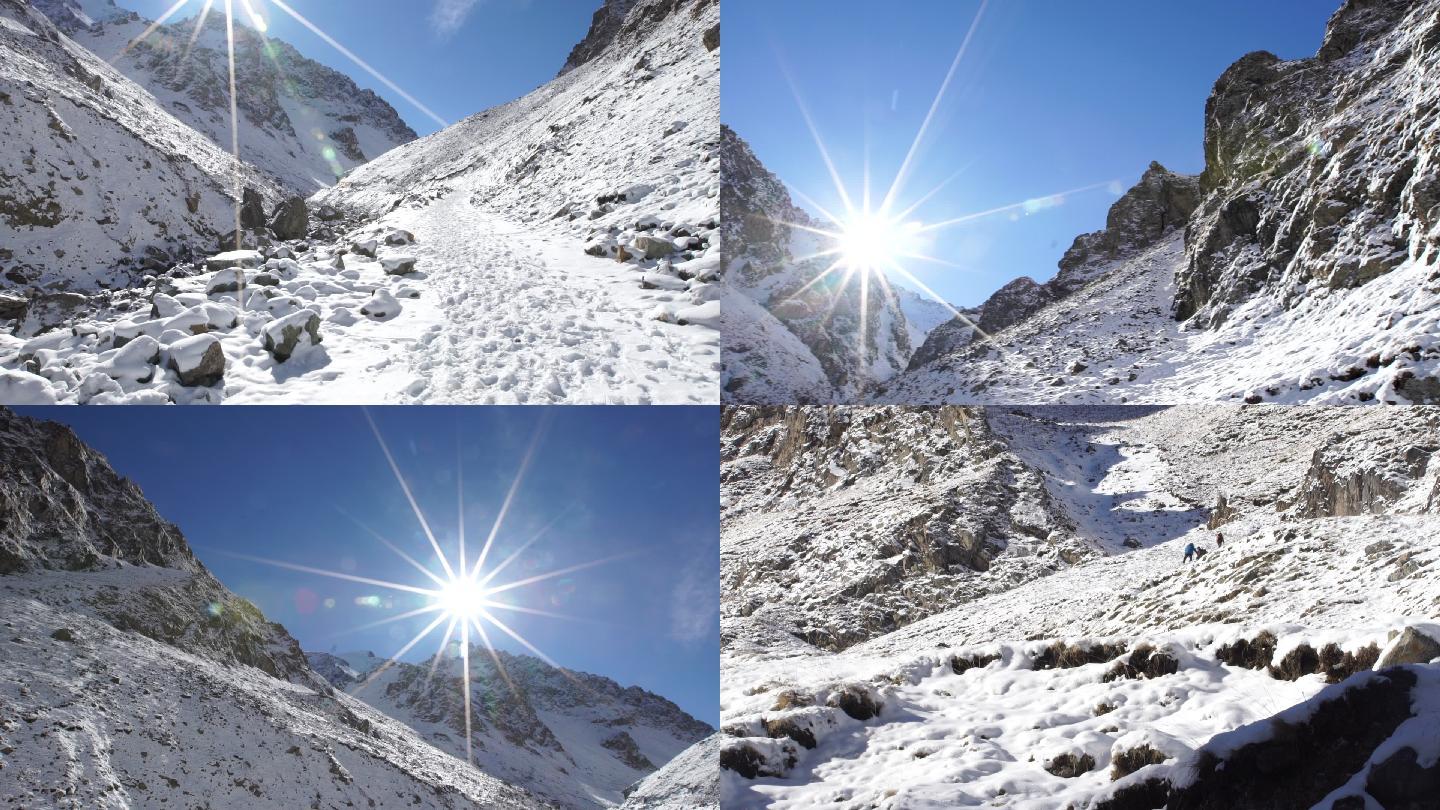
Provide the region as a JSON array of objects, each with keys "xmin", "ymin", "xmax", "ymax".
[
  {"xmin": 297, "ymin": 0, "xmax": 720, "ymax": 405},
  {"xmin": 721, "ymin": 126, "xmax": 913, "ymax": 404},
  {"xmin": 719, "ymin": 404, "xmax": 1440, "ymax": 807},
  {"xmin": 886, "ymin": 0, "xmax": 1440, "ymax": 405},
  {"xmin": 0, "ymin": 0, "xmax": 281, "ymax": 292},
  {"xmin": 891, "ymin": 286, "xmax": 957, "ymax": 358},
  {"xmin": 619, "ymin": 732, "xmax": 721, "ymax": 809},
  {"xmin": 0, "ymin": 409, "xmax": 543, "ymax": 808},
  {"xmin": 31, "ymin": 0, "xmax": 418, "ymax": 194},
  {"xmin": 307, "ymin": 649, "xmax": 713, "ymax": 809}
]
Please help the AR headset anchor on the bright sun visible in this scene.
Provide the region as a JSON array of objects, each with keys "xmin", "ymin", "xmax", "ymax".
[
  {"xmin": 434, "ymin": 577, "xmax": 489, "ymax": 622},
  {"xmin": 838, "ymin": 214, "xmax": 913, "ymax": 273}
]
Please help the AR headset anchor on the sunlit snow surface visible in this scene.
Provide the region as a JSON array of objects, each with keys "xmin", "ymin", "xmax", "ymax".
[{"xmin": 720, "ymin": 405, "xmax": 1440, "ymax": 808}]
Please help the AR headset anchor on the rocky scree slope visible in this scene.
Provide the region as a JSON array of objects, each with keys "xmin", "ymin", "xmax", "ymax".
[
  {"xmin": 721, "ymin": 406, "xmax": 1084, "ymax": 658},
  {"xmin": 0, "ymin": 0, "xmax": 281, "ymax": 294},
  {"xmin": 0, "ymin": 408, "xmax": 543, "ymax": 808},
  {"xmin": 30, "ymin": 0, "xmax": 417, "ymax": 195},
  {"xmin": 306, "ymin": 648, "xmax": 713, "ymax": 809},
  {"xmin": 720, "ymin": 405, "xmax": 1440, "ymax": 808},
  {"xmin": 720, "ymin": 126, "xmax": 913, "ymax": 404},
  {"xmin": 887, "ymin": 0, "xmax": 1440, "ymax": 405}
]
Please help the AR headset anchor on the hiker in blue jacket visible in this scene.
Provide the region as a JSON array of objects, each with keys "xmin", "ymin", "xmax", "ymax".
[{"xmin": 1183, "ymin": 542, "xmax": 1197, "ymax": 563}]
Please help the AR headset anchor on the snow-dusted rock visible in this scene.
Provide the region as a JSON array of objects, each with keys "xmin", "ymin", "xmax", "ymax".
[
  {"xmin": 261, "ymin": 311, "xmax": 322, "ymax": 362},
  {"xmin": 384, "ymin": 229, "xmax": 415, "ymax": 246},
  {"xmin": 360, "ymin": 289, "xmax": 399, "ymax": 319},
  {"xmin": 167, "ymin": 334, "xmax": 225, "ymax": 387},
  {"xmin": 97, "ymin": 335, "xmax": 161, "ymax": 385},
  {"xmin": 381, "ymin": 256, "xmax": 418, "ymax": 275},
  {"xmin": 0, "ymin": 370, "xmax": 57, "ymax": 404},
  {"xmin": 350, "ymin": 238, "xmax": 378, "ymax": 258},
  {"xmin": 205, "ymin": 251, "xmax": 263, "ymax": 273}
]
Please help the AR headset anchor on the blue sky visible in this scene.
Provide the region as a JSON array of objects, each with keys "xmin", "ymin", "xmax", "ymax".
[
  {"xmin": 120, "ymin": 0, "xmax": 599, "ymax": 136},
  {"xmin": 724, "ymin": 0, "xmax": 1338, "ymax": 307},
  {"xmin": 16, "ymin": 406, "xmax": 719, "ymax": 726}
]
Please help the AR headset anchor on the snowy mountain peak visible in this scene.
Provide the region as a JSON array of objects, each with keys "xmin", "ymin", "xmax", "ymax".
[
  {"xmin": 27, "ymin": 1, "xmax": 419, "ymax": 194},
  {"xmin": 306, "ymin": 646, "xmax": 713, "ymax": 808},
  {"xmin": 559, "ymin": 0, "xmax": 638, "ymax": 76}
]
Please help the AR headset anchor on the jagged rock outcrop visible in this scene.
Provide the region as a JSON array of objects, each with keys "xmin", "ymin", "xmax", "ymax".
[
  {"xmin": 914, "ymin": 162, "xmax": 1199, "ymax": 361},
  {"xmin": 721, "ymin": 126, "xmax": 913, "ymax": 403},
  {"xmin": 1297, "ymin": 414, "xmax": 1439, "ymax": 517},
  {"xmin": 560, "ymin": 0, "xmax": 638, "ymax": 75},
  {"xmin": 1177, "ymin": 0, "xmax": 1440, "ymax": 322},
  {"xmin": 0, "ymin": 408, "xmax": 308, "ymax": 677}
]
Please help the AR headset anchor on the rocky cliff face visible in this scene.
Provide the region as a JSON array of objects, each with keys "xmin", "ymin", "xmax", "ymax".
[
  {"xmin": 0, "ymin": 408, "xmax": 310, "ymax": 678},
  {"xmin": 308, "ymin": 647, "xmax": 713, "ymax": 808},
  {"xmin": 890, "ymin": 0, "xmax": 1440, "ymax": 405},
  {"xmin": 30, "ymin": 0, "xmax": 418, "ymax": 195},
  {"xmin": 1177, "ymin": 0, "xmax": 1440, "ymax": 323},
  {"xmin": 560, "ymin": 0, "xmax": 638, "ymax": 75},
  {"xmin": 721, "ymin": 126, "xmax": 914, "ymax": 403}
]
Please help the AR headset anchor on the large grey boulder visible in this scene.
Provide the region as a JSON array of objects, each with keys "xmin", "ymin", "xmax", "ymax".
[
  {"xmin": 1377, "ymin": 627, "xmax": 1440, "ymax": 669},
  {"xmin": 239, "ymin": 187, "xmax": 266, "ymax": 230},
  {"xmin": 269, "ymin": 197, "xmax": 309, "ymax": 241}
]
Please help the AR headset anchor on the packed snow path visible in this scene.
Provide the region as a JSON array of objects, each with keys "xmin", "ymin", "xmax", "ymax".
[
  {"xmin": 392, "ymin": 193, "xmax": 719, "ymax": 405},
  {"xmin": 0, "ymin": 194, "xmax": 720, "ymax": 405}
]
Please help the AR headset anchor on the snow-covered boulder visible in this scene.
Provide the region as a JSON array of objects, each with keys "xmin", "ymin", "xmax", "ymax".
[
  {"xmin": 360, "ymin": 289, "xmax": 400, "ymax": 319},
  {"xmin": 632, "ymin": 234, "xmax": 675, "ymax": 259},
  {"xmin": 261, "ymin": 311, "xmax": 322, "ymax": 362},
  {"xmin": 381, "ymin": 256, "xmax": 418, "ymax": 275},
  {"xmin": 98, "ymin": 335, "xmax": 161, "ymax": 385},
  {"xmin": 350, "ymin": 239, "xmax": 378, "ymax": 258},
  {"xmin": 0, "ymin": 370, "xmax": 57, "ymax": 404},
  {"xmin": 205, "ymin": 251, "xmax": 263, "ymax": 272},
  {"xmin": 384, "ymin": 229, "xmax": 415, "ymax": 246},
  {"xmin": 640, "ymin": 273, "xmax": 688, "ymax": 292},
  {"xmin": 167, "ymin": 334, "xmax": 225, "ymax": 387},
  {"xmin": 675, "ymin": 301, "xmax": 719, "ymax": 329},
  {"xmin": 207, "ymin": 269, "xmax": 247, "ymax": 295}
]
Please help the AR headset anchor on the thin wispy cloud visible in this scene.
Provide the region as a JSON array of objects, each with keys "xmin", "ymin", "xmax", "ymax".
[
  {"xmin": 669, "ymin": 556, "xmax": 719, "ymax": 643},
  {"xmin": 430, "ymin": 0, "xmax": 482, "ymax": 39}
]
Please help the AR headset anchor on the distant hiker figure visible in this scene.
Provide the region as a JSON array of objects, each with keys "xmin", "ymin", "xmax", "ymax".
[
  {"xmin": 1195, "ymin": 547, "xmax": 1208, "ymax": 561},
  {"xmin": 1216, "ymin": 532, "xmax": 1224, "ymax": 548},
  {"xmin": 1183, "ymin": 542, "xmax": 1197, "ymax": 563}
]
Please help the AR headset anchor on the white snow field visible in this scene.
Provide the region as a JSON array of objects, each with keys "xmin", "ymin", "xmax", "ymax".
[
  {"xmin": 0, "ymin": 0, "xmax": 719, "ymax": 404},
  {"xmin": 720, "ymin": 405, "xmax": 1440, "ymax": 808}
]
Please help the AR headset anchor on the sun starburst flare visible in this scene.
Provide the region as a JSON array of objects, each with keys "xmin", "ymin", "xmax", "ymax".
[
  {"xmin": 110, "ymin": 0, "xmax": 446, "ymax": 251},
  {"xmin": 768, "ymin": 0, "xmax": 1123, "ymax": 375},
  {"xmin": 211, "ymin": 410, "xmax": 634, "ymax": 768}
]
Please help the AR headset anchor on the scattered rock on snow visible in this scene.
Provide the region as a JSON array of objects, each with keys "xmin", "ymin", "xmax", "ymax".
[
  {"xmin": 632, "ymin": 234, "xmax": 675, "ymax": 260},
  {"xmin": 262, "ymin": 311, "xmax": 322, "ymax": 362},
  {"xmin": 350, "ymin": 239, "xmax": 378, "ymax": 258},
  {"xmin": 1376, "ymin": 627, "xmax": 1440, "ymax": 669},
  {"xmin": 167, "ymin": 334, "xmax": 225, "ymax": 387},
  {"xmin": 381, "ymin": 256, "xmax": 418, "ymax": 275},
  {"xmin": 384, "ymin": 229, "xmax": 415, "ymax": 246},
  {"xmin": 205, "ymin": 251, "xmax": 262, "ymax": 273},
  {"xmin": 360, "ymin": 289, "xmax": 399, "ymax": 319}
]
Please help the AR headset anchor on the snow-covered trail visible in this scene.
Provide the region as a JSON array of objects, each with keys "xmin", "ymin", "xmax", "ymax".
[{"xmin": 389, "ymin": 193, "xmax": 719, "ymax": 405}]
